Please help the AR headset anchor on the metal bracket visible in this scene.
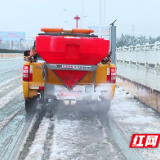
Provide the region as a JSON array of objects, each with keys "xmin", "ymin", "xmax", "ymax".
[
  {"xmin": 46, "ymin": 63, "xmax": 98, "ymax": 71},
  {"xmin": 43, "ymin": 62, "xmax": 98, "ymax": 99},
  {"xmin": 110, "ymin": 19, "xmax": 117, "ymax": 26},
  {"xmin": 93, "ymin": 70, "xmax": 96, "ymax": 87}
]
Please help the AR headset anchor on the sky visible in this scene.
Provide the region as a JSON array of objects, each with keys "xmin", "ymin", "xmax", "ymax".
[{"xmin": 0, "ymin": 0, "xmax": 160, "ymax": 38}]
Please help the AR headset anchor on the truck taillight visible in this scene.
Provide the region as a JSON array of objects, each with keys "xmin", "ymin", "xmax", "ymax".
[
  {"xmin": 29, "ymin": 65, "xmax": 33, "ymax": 81},
  {"xmin": 23, "ymin": 65, "xmax": 29, "ymax": 81},
  {"xmin": 110, "ymin": 67, "xmax": 116, "ymax": 83},
  {"xmin": 107, "ymin": 67, "xmax": 110, "ymax": 83}
]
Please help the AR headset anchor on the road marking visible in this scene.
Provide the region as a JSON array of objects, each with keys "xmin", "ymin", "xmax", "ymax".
[
  {"xmin": 0, "ymin": 83, "xmax": 14, "ymax": 94},
  {"xmin": 0, "ymin": 109, "xmax": 21, "ymax": 132},
  {"xmin": 0, "ymin": 76, "xmax": 21, "ymax": 87},
  {"xmin": 25, "ymin": 117, "xmax": 50, "ymax": 160},
  {"xmin": 0, "ymin": 67, "xmax": 22, "ymax": 75},
  {"xmin": 0, "ymin": 86, "xmax": 22, "ymax": 110}
]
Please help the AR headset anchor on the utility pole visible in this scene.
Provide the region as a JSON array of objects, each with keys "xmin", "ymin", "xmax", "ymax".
[
  {"xmin": 99, "ymin": 0, "xmax": 102, "ymax": 38},
  {"xmin": 132, "ymin": 25, "xmax": 135, "ymax": 37},
  {"xmin": 81, "ymin": 0, "xmax": 85, "ymax": 28},
  {"xmin": 103, "ymin": 0, "xmax": 105, "ymax": 38}
]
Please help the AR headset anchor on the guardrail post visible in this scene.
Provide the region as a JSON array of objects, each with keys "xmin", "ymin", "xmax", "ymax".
[
  {"xmin": 144, "ymin": 44, "xmax": 149, "ymax": 68},
  {"xmin": 129, "ymin": 46, "xmax": 132, "ymax": 65},
  {"xmin": 136, "ymin": 45, "xmax": 140, "ymax": 67},
  {"xmin": 116, "ymin": 42, "xmax": 160, "ymax": 70},
  {"xmin": 154, "ymin": 42, "xmax": 158, "ymax": 69}
]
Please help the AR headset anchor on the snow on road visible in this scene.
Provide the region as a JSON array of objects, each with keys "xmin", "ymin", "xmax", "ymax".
[
  {"xmin": 0, "ymin": 75, "xmax": 21, "ymax": 87},
  {"xmin": 0, "ymin": 109, "xmax": 21, "ymax": 132},
  {"xmin": 25, "ymin": 118, "xmax": 50, "ymax": 160},
  {"xmin": 23, "ymin": 87, "xmax": 160, "ymax": 160},
  {"xmin": 110, "ymin": 87, "xmax": 160, "ymax": 160},
  {"xmin": 0, "ymin": 83, "xmax": 14, "ymax": 94},
  {"xmin": 24, "ymin": 104, "xmax": 126, "ymax": 160},
  {"xmin": 11, "ymin": 84, "xmax": 160, "ymax": 160},
  {"xmin": 0, "ymin": 58, "xmax": 29, "ymax": 160},
  {"xmin": 48, "ymin": 103, "xmax": 127, "ymax": 160},
  {"xmin": 0, "ymin": 85, "xmax": 22, "ymax": 110},
  {"xmin": 0, "ymin": 67, "xmax": 21, "ymax": 75}
]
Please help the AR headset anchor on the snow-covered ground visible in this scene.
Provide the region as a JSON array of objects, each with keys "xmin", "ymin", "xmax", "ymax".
[
  {"xmin": 2, "ymin": 58, "xmax": 160, "ymax": 160},
  {"xmin": 0, "ymin": 58, "xmax": 29, "ymax": 160},
  {"xmin": 25, "ymin": 118, "xmax": 50, "ymax": 160},
  {"xmin": 25, "ymin": 87, "xmax": 160, "ymax": 160},
  {"xmin": 110, "ymin": 87, "xmax": 160, "ymax": 160},
  {"xmin": 25, "ymin": 102, "xmax": 126, "ymax": 160},
  {"xmin": 0, "ymin": 85, "xmax": 22, "ymax": 110}
]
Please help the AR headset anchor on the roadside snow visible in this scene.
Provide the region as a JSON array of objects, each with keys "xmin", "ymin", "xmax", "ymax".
[
  {"xmin": 110, "ymin": 87, "xmax": 160, "ymax": 160},
  {"xmin": 25, "ymin": 117, "xmax": 50, "ymax": 160},
  {"xmin": 0, "ymin": 86, "xmax": 22, "ymax": 110}
]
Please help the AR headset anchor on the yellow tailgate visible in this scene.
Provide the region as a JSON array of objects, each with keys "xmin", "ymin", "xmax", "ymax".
[
  {"xmin": 29, "ymin": 63, "xmax": 44, "ymax": 89},
  {"xmin": 40, "ymin": 64, "xmax": 112, "ymax": 85}
]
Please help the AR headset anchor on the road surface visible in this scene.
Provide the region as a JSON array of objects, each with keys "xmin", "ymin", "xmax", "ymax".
[{"xmin": 1, "ymin": 57, "xmax": 160, "ymax": 160}]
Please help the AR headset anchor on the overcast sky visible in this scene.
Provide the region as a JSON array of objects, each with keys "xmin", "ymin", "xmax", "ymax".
[{"xmin": 0, "ymin": 0, "xmax": 159, "ymax": 38}]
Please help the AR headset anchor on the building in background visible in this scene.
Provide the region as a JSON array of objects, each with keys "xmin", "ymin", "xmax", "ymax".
[{"xmin": 0, "ymin": 31, "xmax": 25, "ymax": 50}]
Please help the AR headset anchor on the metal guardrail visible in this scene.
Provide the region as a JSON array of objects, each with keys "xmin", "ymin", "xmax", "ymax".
[
  {"xmin": 0, "ymin": 49, "xmax": 24, "ymax": 53},
  {"xmin": 116, "ymin": 42, "xmax": 160, "ymax": 68}
]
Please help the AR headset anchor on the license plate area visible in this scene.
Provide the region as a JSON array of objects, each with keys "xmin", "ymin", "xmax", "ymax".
[{"xmin": 61, "ymin": 92, "xmax": 79, "ymax": 97}]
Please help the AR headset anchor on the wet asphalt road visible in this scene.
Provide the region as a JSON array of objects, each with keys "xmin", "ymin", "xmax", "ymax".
[
  {"xmin": 20, "ymin": 100, "xmax": 128, "ymax": 160},
  {"xmin": 47, "ymin": 102, "xmax": 127, "ymax": 160},
  {"xmin": 0, "ymin": 58, "xmax": 34, "ymax": 160},
  {"xmin": 1, "ymin": 57, "xmax": 146, "ymax": 160}
]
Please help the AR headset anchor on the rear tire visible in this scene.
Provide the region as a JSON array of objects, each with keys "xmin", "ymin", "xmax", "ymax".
[{"xmin": 25, "ymin": 97, "xmax": 37, "ymax": 113}]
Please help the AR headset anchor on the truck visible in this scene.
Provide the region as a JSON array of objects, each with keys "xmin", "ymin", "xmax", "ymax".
[{"xmin": 22, "ymin": 28, "xmax": 116, "ymax": 114}]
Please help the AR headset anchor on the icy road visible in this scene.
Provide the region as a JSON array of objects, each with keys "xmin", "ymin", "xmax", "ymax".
[{"xmin": 1, "ymin": 58, "xmax": 160, "ymax": 160}]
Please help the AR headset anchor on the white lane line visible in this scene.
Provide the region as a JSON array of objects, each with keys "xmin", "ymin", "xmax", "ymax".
[
  {"xmin": 0, "ymin": 69, "xmax": 14, "ymax": 75},
  {"xmin": 0, "ymin": 67, "xmax": 22, "ymax": 75},
  {"xmin": 0, "ymin": 57, "xmax": 22, "ymax": 61},
  {"xmin": 13, "ymin": 113, "xmax": 37, "ymax": 160},
  {"xmin": 0, "ymin": 76, "xmax": 21, "ymax": 87},
  {"xmin": 0, "ymin": 86, "xmax": 22, "ymax": 110},
  {"xmin": 0, "ymin": 109, "xmax": 21, "ymax": 132},
  {"xmin": 25, "ymin": 118, "xmax": 50, "ymax": 160},
  {"xmin": 0, "ymin": 84, "xmax": 14, "ymax": 94}
]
